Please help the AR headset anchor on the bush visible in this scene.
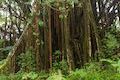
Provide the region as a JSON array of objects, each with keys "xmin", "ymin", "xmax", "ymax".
[
  {"xmin": 47, "ymin": 70, "xmax": 66, "ymax": 80},
  {"xmin": 102, "ymin": 32, "xmax": 119, "ymax": 58},
  {"xmin": 67, "ymin": 69, "xmax": 87, "ymax": 80},
  {"xmin": 53, "ymin": 60, "xmax": 68, "ymax": 75},
  {"xmin": 52, "ymin": 50, "xmax": 69, "ymax": 75},
  {"xmin": 67, "ymin": 60, "xmax": 120, "ymax": 80},
  {"xmin": 18, "ymin": 48, "xmax": 36, "ymax": 72},
  {"xmin": 0, "ymin": 71, "xmax": 48, "ymax": 80},
  {"xmin": 0, "ymin": 59, "xmax": 120, "ymax": 80},
  {"xmin": 0, "ymin": 74, "xmax": 10, "ymax": 80}
]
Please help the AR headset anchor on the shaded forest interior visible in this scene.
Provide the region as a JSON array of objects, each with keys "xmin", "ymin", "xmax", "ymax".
[{"xmin": 0, "ymin": 0, "xmax": 120, "ymax": 80}]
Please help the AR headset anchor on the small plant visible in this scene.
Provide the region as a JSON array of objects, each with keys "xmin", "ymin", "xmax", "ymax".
[
  {"xmin": 102, "ymin": 32, "xmax": 119, "ymax": 58},
  {"xmin": 53, "ymin": 60, "xmax": 69, "ymax": 75},
  {"xmin": 22, "ymin": 71, "xmax": 38, "ymax": 80},
  {"xmin": 0, "ymin": 46, "xmax": 13, "ymax": 60},
  {"xmin": 67, "ymin": 69, "xmax": 87, "ymax": 80},
  {"xmin": 0, "ymin": 74, "xmax": 10, "ymax": 80},
  {"xmin": 18, "ymin": 48, "xmax": 36, "ymax": 72},
  {"xmin": 47, "ymin": 70, "xmax": 66, "ymax": 80},
  {"xmin": 52, "ymin": 50, "xmax": 68, "ymax": 74},
  {"xmin": 101, "ymin": 59, "xmax": 120, "ymax": 73}
]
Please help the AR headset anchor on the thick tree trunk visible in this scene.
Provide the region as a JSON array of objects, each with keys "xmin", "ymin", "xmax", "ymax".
[
  {"xmin": 64, "ymin": 16, "xmax": 74, "ymax": 71},
  {"xmin": 32, "ymin": 0, "xmax": 42, "ymax": 71},
  {"xmin": 0, "ymin": 0, "xmax": 101, "ymax": 73}
]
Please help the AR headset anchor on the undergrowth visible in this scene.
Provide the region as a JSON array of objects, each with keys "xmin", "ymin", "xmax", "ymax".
[{"xmin": 0, "ymin": 59, "xmax": 120, "ymax": 80}]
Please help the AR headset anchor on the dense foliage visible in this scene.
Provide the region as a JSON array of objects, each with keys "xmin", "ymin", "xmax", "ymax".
[
  {"xmin": 0, "ymin": 59, "xmax": 120, "ymax": 80},
  {"xmin": 0, "ymin": 0, "xmax": 120, "ymax": 80}
]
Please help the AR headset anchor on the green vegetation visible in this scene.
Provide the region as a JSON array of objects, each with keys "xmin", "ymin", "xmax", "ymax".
[
  {"xmin": 0, "ymin": 0, "xmax": 120, "ymax": 80},
  {"xmin": 18, "ymin": 48, "xmax": 36, "ymax": 72},
  {"xmin": 0, "ymin": 59, "xmax": 120, "ymax": 80},
  {"xmin": 101, "ymin": 25, "xmax": 120, "ymax": 58},
  {"xmin": 0, "ymin": 46, "xmax": 120, "ymax": 79}
]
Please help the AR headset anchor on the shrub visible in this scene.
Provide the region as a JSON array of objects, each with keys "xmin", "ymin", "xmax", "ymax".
[
  {"xmin": 67, "ymin": 69, "xmax": 87, "ymax": 80},
  {"xmin": 47, "ymin": 70, "xmax": 66, "ymax": 80},
  {"xmin": 18, "ymin": 48, "xmax": 35, "ymax": 72},
  {"xmin": 102, "ymin": 32, "xmax": 119, "ymax": 58}
]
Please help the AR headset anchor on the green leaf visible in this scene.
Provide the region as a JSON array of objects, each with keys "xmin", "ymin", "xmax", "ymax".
[
  {"xmin": 28, "ymin": 72, "xmax": 38, "ymax": 79},
  {"xmin": 100, "ymin": 59, "xmax": 115, "ymax": 64},
  {"xmin": 38, "ymin": 20, "xmax": 44, "ymax": 28}
]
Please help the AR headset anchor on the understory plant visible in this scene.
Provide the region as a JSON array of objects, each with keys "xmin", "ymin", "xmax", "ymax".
[
  {"xmin": 18, "ymin": 48, "xmax": 36, "ymax": 72},
  {"xmin": 0, "ymin": 60, "xmax": 120, "ymax": 80},
  {"xmin": 52, "ymin": 50, "xmax": 69, "ymax": 75}
]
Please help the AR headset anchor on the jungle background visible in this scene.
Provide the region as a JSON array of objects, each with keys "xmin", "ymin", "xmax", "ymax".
[{"xmin": 0, "ymin": 0, "xmax": 120, "ymax": 80}]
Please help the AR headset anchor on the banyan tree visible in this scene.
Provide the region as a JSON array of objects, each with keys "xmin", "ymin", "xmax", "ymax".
[{"xmin": 0, "ymin": 0, "xmax": 119, "ymax": 73}]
